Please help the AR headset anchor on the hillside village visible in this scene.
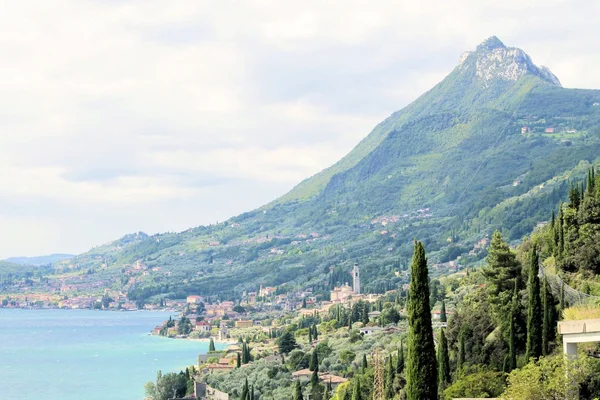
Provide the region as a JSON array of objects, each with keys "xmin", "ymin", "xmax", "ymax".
[{"xmin": 146, "ymin": 264, "xmax": 454, "ymax": 400}]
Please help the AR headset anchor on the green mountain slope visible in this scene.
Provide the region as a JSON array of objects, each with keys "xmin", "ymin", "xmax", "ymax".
[{"xmin": 47, "ymin": 37, "xmax": 600, "ymax": 301}]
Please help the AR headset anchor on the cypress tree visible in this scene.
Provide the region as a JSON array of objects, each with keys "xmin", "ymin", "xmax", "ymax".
[
  {"xmin": 457, "ymin": 331, "xmax": 465, "ymax": 374},
  {"xmin": 542, "ymin": 277, "xmax": 549, "ymax": 356},
  {"xmin": 324, "ymin": 379, "xmax": 332, "ymax": 400},
  {"xmin": 440, "ymin": 300, "xmax": 447, "ymax": 323},
  {"xmin": 237, "ymin": 352, "xmax": 241, "ymax": 368},
  {"xmin": 251, "ymin": 385, "xmax": 254, "ymax": 400},
  {"xmin": 406, "ymin": 241, "xmax": 438, "ymax": 400},
  {"xmin": 309, "ymin": 351, "xmax": 318, "ymax": 372},
  {"xmin": 526, "ymin": 247, "xmax": 543, "ymax": 361},
  {"xmin": 293, "ymin": 380, "xmax": 303, "ymax": 400},
  {"xmin": 342, "ymin": 384, "xmax": 351, "ymax": 400},
  {"xmin": 310, "ymin": 368, "xmax": 319, "ymax": 387},
  {"xmin": 559, "ymin": 282, "xmax": 566, "ymax": 313},
  {"xmin": 308, "ymin": 327, "xmax": 313, "ymax": 343},
  {"xmin": 557, "ymin": 204, "xmax": 565, "ymax": 256},
  {"xmin": 551, "ymin": 210, "xmax": 558, "ymax": 252},
  {"xmin": 241, "ymin": 378, "xmax": 249, "ymax": 400},
  {"xmin": 241, "ymin": 343, "xmax": 247, "ymax": 364},
  {"xmin": 437, "ymin": 328, "xmax": 450, "ymax": 390},
  {"xmin": 361, "ymin": 302, "xmax": 369, "ymax": 325},
  {"xmin": 508, "ymin": 283, "xmax": 518, "ymax": 371},
  {"xmin": 385, "ymin": 356, "xmax": 395, "ymax": 399},
  {"xmin": 397, "ymin": 341, "xmax": 404, "ymax": 374},
  {"xmin": 351, "ymin": 379, "xmax": 362, "ymax": 400},
  {"xmin": 362, "ymin": 354, "xmax": 367, "ymax": 370},
  {"xmin": 209, "ymin": 338, "xmax": 216, "ymax": 352}
]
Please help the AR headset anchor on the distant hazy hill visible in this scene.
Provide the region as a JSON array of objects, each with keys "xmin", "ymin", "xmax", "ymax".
[
  {"xmin": 54, "ymin": 37, "xmax": 600, "ymax": 301},
  {"xmin": 4, "ymin": 254, "xmax": 74, "ymax": 266}
]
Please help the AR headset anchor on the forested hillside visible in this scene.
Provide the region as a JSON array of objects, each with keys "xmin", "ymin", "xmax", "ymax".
[{"xmin": 25, "ymin": 37, "xmax": 600, "ymax": 303}]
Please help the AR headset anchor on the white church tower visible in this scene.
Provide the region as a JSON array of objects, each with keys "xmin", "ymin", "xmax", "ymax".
[{"xmin": 352, "ymin": 264, "xmax": 360, "ymax": 294}]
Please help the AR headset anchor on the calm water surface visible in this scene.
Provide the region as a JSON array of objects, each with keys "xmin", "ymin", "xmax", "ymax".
[{"xmin": 0, "ymin": 308, "xmax": 217, "ymax": 400}]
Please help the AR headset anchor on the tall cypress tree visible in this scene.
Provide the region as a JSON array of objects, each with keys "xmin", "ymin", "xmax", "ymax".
[
  {"xmin": 508, "ymin": 283, "xmax": 518, "ymax": 371},
  {"xmin": 557, "ymin": 204, "xmax": 565, "ymax": 257},
  {"xmin": 362, "ymin": 354, "xmax": 367, "ymax": 370},
  {"xmin": 437, "ymin": 328, "xmax": 450, "ymax": 390},
  {"xmin": 310, "ymin": 368, "xmax": 319, "ymax": 387},
  {"xmin": 237, "ymin": 352, "xmax": 241, "ymax": 368},
  {"xmin": 385, "ymin": 356, "xmax": 395, "ymax": 399},
  {"xmin": 559, "ymin": 282, "xmax": 566, "ymax": 313},
  {"xmin": 397, "ymin": 341, "xmax": 405, "ymax": 374},
  {"xmin": 406, "ymin": 241, "xmax": 438, "ymax": 400},
  {"xmin": 440, "ymin": 300, "xmax": 447, "ymax": 323},
  {"xmin": 526, "ymin": 247, "xmax": 543, "ymax": 361},
  {"xmin": 209, "ymin": 338, "xmax": 216, "ymax": 352},
  {"xmin": 308, "ymin": 327, "xmax": 313, "ymax": 343},
  {"xmin": 457, "ymin": 331, "xmax": 465, "ymax": 374},
  {"xmin": 241, "ymin": 378, "xmax": 249, "ymax": 400},
  {"xmin": 351, "ymin": 379, "xmax": 362, "ymax": 400},
  {"xmin": 293, "ymin": 380, "xmax": 303, "ymax": 400},
  {"xmin": 542, "ymin": 277, "xmax": 549, "ymax": 356},
  {"xmin": 309, "ymin": 351, "xmax": 318, "ymax": 372}
]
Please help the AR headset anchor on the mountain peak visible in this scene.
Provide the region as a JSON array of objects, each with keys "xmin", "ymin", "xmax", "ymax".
[
  {"xmin": 476, "ymin": 36, "xmax": 506, "ymax": 51},
  {"xmin": 458, "ymin": 36, "xmax": 561, "ymax": 87}
]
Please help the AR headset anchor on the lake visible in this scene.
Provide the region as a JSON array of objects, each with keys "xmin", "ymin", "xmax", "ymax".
[{"xmin": 0, "ymin": 308, "xmax": 219, "ymax": 400}]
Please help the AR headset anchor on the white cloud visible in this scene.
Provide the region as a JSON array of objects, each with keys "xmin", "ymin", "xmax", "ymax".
[{"xmin": 0, "ymin": 0, "xmax": 598, "ymax": 257}]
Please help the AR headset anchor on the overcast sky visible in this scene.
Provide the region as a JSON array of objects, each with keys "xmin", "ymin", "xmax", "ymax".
[{"xmin": 1, "ymin": 0, "xmax": 599, "ymax": 258}]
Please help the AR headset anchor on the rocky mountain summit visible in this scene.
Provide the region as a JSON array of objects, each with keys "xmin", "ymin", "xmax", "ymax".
[{"xmin": 459, "ymin": 36, "xmax": 561, "ymax": 87}]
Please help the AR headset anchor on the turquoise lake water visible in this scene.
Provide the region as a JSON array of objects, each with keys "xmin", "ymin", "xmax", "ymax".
[{"xmin": 0, "ymin": 308, "xmax": 217, "ymax": 400}]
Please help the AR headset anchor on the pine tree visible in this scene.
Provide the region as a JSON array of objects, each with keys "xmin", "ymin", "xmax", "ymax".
[
  {"xmin": 397, "ymin": 341, "xmax": 404, "ymax": 374},
  {"xmin": 526, "ymin": 247, "xmax": 543, "ymax": 361},
  {"xmin": 351, "ymin": 379, "xmax": 362, "ymax": 400},
  {"xmin": 440, "ymin": 300, "xmax": 447, "ymax": 323},
  {"xmin": 406, "ymin": 241, "xmax": 438, "ymax": 400},
  {"xmin": 209, "ymin": 338, "xmax": 216, "ymax": 352},
  {"xmin": 437, "ymin": 328, "xmax": 450, "ymax": 390},
  {"xmin": 293, "ymin": 380, "xmax": 303, "ymax": 400},
  {"xmin": 309, "ymin": 351, "xmax": 319, "ymax": 372},
  {"xmin": 482, "ymin": 231, "xmax": 521, "ymax": 308},
  {"xmin": 508, "ymin": 283, "xmax": 518, "ymax": 372}
]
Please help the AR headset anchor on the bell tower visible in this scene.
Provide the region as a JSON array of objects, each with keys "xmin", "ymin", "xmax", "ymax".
[{"xmin": 352, "ymin": 264, "xmax": 360, "ymax": 294}]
